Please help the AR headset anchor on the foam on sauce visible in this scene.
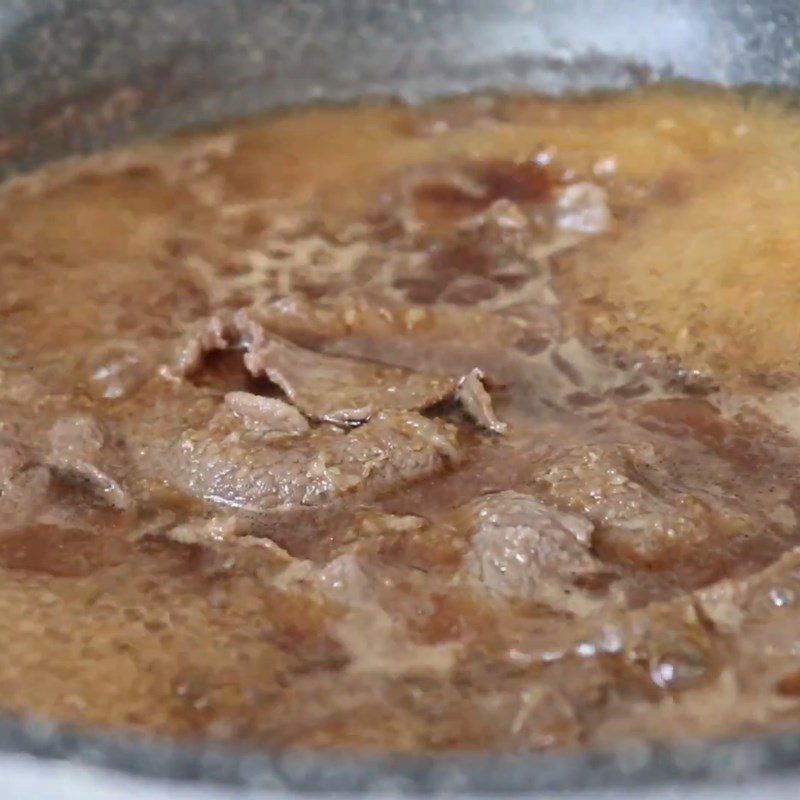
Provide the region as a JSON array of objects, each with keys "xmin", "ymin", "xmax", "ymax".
[{"xmin": 2, "ymin": 85, "xmax": 800, "ymax": 752}]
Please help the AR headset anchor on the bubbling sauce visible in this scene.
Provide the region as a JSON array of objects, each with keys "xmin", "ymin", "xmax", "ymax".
[{"xmin": 3, "ymin": 86, "xmax": 800, "ymax": 752}]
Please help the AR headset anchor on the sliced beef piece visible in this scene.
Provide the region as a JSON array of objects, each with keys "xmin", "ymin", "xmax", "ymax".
[
  {"xmin": 535, "ymin": 442, "xmax": 751, "ymax": 572},
  {"xmin": 318, "ymin": 307, "xmax": 631, "ymax": 415},
  {"xmin": 160, "ymin": 514, "xmax": 305, "ymax": 577},
  {"xmin": 693, "ymin": 547, "xmax": 800, "ymax": 635},
  {"xmin": 168, "ymin": 308, "xmax": 506, "ymax": 430},
  {"xmin": 275, "ymin": 549, "xmax": 379, "ymax": 609},
  {"xmin": 46, "ymin": 414, "xmax": 131, "ymax": 510},
  {"xmin": 334, "ymin": 601, "xmax": 458, "ymax": 678},
  {"xmin": 279, "ymin": 551, "xmax": 458, "ymax": 677},
  {"xmin": 0, "ymin": 436, "xmax": 51, "ymax": 528},
  {"xmin": 146, "ymin": 409, "xmax": 460, "ymax": 514},
  {"xmin": 456, "ymin": 198, "xmax": 530, "ymax": 232},
  {"xmin": 0, "ymin": 435, "xmax": 32, "ymax": 486},
  {"xmin": 251, "ymin": 294, "xmax": 524, "ymax": 362},
  {"xmin": 247, "ymin": 295, "xmax": 572, "ymax": 413},
  {"xmin": 242, "ymin": 329, "xmax": 458, "ymax": 425},
  {"xmin": 402, "ymin": 158, "xmax": 554, "ymax": 231},
  {"xmin": 459, "ymin": 490, "xmax": 606, "ymax": 616},
  {"xmin": 455, "ymin": 369, "xmax": 507, "ymax": 433},
  {"xmin": 170, "ymin": 313, "xmax": 236, "ymax": 377},
  {"xmin": 224, "ymin": 392, "xmax": 309, "ymax": 435},
  {"xmin": 84, "ymin": 338, "xmax": 162, "ymax": 401},
  {"xmin": 554, "ymin": 182, "xmax": 612, "ymax": 234}
]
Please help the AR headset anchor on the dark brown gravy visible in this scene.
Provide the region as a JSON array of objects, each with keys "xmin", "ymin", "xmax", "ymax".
[{"xmin": 3, "ymin": 86, "xmax": 800, "ymax": 752}]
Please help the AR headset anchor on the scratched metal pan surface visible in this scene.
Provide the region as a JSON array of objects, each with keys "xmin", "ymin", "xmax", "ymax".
[{"xmin": 2, "ymin": 0, "xmax": 800, "ymax": 795}]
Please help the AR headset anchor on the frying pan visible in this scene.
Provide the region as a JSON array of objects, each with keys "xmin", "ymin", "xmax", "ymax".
[{"xmin": 2, "ymin": 0, "xmax": 800, "ymax": 795}]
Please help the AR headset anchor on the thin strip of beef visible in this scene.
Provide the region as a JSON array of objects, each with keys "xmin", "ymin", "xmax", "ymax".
[
  {"xmin": 242, "ymin": 331, "xmax": 456, "ymax": 425},
  {"xmin": 245, "ymin": 296, "xmax": 622, "ymax": 415},
  {"xmin": 143, "ymin": 409, "xmax": 460, "ymax": 514},
  {"xmin": 168, "ymin": 307, "xmax": 506, "ymax": 430},
  {"xmin": 46, "ymin": 414, "xmax": 131, "ymax": 510},
  {"xmin": 534, "ymin": 441, "xmax": 758, "ymax": 583},
  {"xmin": 457, "ymin": 490, "xmax": 608, "ymax": 616},
  {"xmin": 455, "ymin": 369, "xmax": 507, "ymax": 434}
]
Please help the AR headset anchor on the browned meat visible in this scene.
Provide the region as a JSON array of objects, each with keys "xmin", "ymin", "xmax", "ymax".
[
  {"xmin": 6, "ymin": 87, "xmax": 800, "ymax": 756},
  {"xmin": 242, "ymin": 331, "xmax": 457, "ymax": 425},
  {"xmin": 0, "ymin": 435, "xmax": 30, "ymax": 486},
  {"xmin": 0, "ymin": 436, "xmax": 51, "ymax": 528},
  {"xmin": 171, "ymin": 313, "xmax": 236, "ymax": 377},
  {"xmin": 554, "ymin": 182, "xmax": 611, "ymax": 234},
  {"xmin": 455, "ymin": 369, "xmax": 507, "ymax": 433},
  {"xmin": 535, "ymin": 443, "xmax": 751, "ymax": 571},
  {"xmin": 251, "ymin": 294, "xmax": 524, "ymax": 366},
  {"xmin": 276, "ymin": 550, "xmax": 459, "ymax": 678},
  {"xmin": 403, "ymin": 158, "xmax": 553, "ymax": 230},
  {"xmin": 165, "ymin": 514, "xmax": 245, "ymax": 545},
  {"xmin": 143, "ymin": 410, "xmax": 460, "ymax": 514},
  {"xmin": 46, "ymin": 415, "xmax": 131, "ymax": 510},
  {"xmin": 224, "ymin": 392, "xmax": 310, "ymax": 435},
  {"xmin": 245, "ymin": 296, "xmax": 579, "ymax": 411},
  {"xmin": 459, "ymin": 491, "xmax": 606, "ymax": 615}
]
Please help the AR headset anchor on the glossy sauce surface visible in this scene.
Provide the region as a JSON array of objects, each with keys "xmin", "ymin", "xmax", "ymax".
[{"xmin": 3, "ymin": 87, "xmax": 800, "ymax": 752}]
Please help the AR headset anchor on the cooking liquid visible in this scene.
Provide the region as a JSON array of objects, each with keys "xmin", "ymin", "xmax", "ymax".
[{"xmin": 1, "ymin": 86, "xmax": 800, "ymax": 751}]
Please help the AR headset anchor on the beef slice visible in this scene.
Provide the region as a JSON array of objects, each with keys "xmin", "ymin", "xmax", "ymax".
[
  {"xmin": 46, "ymin": 414, "xmax": 131, "ymax": 510},
  {"xmin": 145, "ymin": 409, "xmax": 460, "ymax": 514},
  {"xmin": 459, "ymin": 490, "xmax": 606, "ymax": 615}
]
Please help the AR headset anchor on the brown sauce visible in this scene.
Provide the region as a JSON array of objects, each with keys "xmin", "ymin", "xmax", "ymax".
[{"xmin": 2, "ymin": 85, "xmax": 800, "ymax": 752}]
